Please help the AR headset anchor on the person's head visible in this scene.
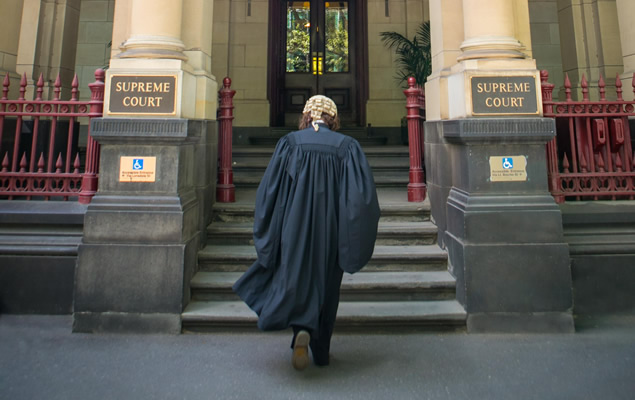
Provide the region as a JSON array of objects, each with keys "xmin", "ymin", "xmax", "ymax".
[{"xmin": 299, "ymin": 95, "xmax": 340, "ymax": 131}]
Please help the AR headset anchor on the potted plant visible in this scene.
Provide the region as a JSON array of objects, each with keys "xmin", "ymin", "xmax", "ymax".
[{"xmin": 380, "ymin": 22, "xmax": 432, "ymax": 144}]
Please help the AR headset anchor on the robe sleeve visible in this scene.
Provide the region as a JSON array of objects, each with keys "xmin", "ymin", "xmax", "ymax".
[
  {"xmin": 252, "ymin": 136, "xmax": 295, "ymax": 269},
  {"xmin": 338, "ymin": 139, "xmax": 381, "ymax": 274}
]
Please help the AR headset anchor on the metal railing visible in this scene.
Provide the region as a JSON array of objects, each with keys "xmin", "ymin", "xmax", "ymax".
[
  {"xmin": 0, "ymin": 69, "xmax": 105, "ymax": 203},
  {"xmin": 541, "ymin": 70, "xmax": 635, "ymax": 203}
]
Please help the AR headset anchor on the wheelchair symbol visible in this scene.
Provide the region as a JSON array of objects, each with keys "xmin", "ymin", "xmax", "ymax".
[
  {"xmin": 133, "ymin": 159, "xmax": 144, "ymax": 170},
  {"xmin": 502, "ymin": 158, "xmax": 513, "ymax": 169}
]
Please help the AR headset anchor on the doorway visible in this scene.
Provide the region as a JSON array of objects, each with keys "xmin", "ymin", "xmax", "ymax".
[{"xmin": 268, "ymin": 0, "xmax": 368, "ymax": 127}]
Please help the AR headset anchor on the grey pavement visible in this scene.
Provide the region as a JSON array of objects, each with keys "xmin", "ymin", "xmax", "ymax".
[{"xmin": 1, "ymin": 315, "xmax": 634, "ymax": 400}]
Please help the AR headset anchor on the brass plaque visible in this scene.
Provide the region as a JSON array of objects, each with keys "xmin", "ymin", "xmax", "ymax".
[
  {"xmin": 119, "ymin": 156, "xmax": 157, "ymax": 182},
  {"xmin": 109, "ymin": 75, "xmax": 177, "ymax": 115},
  {"xmin": 471, "ymin": 76, "xmax": 539, "ymax": 116},
  {"xmin": 489, "ymin": 156, "xmax": 527, "ymax": 182}
]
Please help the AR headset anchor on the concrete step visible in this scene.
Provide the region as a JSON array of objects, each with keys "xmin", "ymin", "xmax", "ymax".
[
  {"xmin": 232, "ymin": 155, "xmax": 410, "ymax": 171},
  {"xmin": 233, "ymin": 145, "xmax": 410, "ymax": 158},
  {"xmin": 197, "ymin": 244, "xmax": 448, "ymax": 272},
  {"xmin": 233, "ymin": 171, "xmax": 409, "ymax": 188},
  {"xmin": 247, "ymin": 131, "xmax": 393, "ymax": 147},
  {"xmin": 190, "ymin": 270, "xmax": 456, "ymax": 302},
  {"xmin": 181, "ymin": 299, "xmax": 466, "ymax": 332},
  {"xmin": 249, "ymin": 136, "xmax": 389, "ymax": 146},
  {"xmin": 207, "ymin": 221, "xmax": 438, "ymax": 246},
  {"xmin": 211, "ymin": 189, "xmax": 430, "ymax": 223}
]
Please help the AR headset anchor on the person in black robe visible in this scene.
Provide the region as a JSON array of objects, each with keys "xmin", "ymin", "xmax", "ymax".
[{"xmin": 232, "ymin": 95, "xmax": 380, "ymax": 371}]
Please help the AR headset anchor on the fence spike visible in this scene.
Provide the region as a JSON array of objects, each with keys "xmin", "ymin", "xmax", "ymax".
[
  {"xmin": 580, "ymin": 151, "xmax": 588, "ymax": 172},
  {"xmin": 1, "ymin": 152, "xmax": 8, "ymax": 171},
  {"xmin": 55, "ymin": 153, "xmax": 63, "ymax": 173},
  {"xmin": 37, "ymin": 153, "xmax": 45, "ymax": 172},
  {"xmin": 36, "ymin": 73, "xmax": 44, "ymax": 101},
  {"xmin": 563, "ymin": 154, "xmax": 570, "ymax": 172},
  {"xmin": 19, "ymin": 153, "xmax": 27, "ymax": 172},
  {"xmin": 73, "ymin": 154, "xmax": 81, "ymax": 173},
  {"xmin": 615, "ymin": 152, "xmax": 623, "ymax": 172},
  {"xmin": 616, "ymin": 73, "xmax": 623, "ymax": 101},
  {"xmin": 598, "ymin": 75, "xmax": 606, "ymax": 101},
  {"xmin": 581, "ymin": 74, "xmax": 589, "ymax": 101},
  {"xmin": 564, "ymin": 74, "xmax": 572, "ymax": 101},
  {"xmin": 71, "ymin": 74, "xmax": 79, "ymax": 100},
  {"xmin": 2, "ymin": 73, "xmax": 9, "ymax": 99},
  {"xmin": 54, "ymin": 75, "xmax": 61, "ymax": 100},
  {"xmin": 19, "ymin": 73, "xmax": 27, "ymax": 100},
  {"xmin": 596, "ymin": 153, "xmax": 605, "ymax": 172}
]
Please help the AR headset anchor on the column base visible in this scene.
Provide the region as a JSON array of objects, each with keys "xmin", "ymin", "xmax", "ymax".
[
  {"xmin": 438, "ymin": 117, "xmax": 574, "ymax": 332},
  {"xmin": 118, "ymin": 48, "xmax": 188, "ymax": 61}
]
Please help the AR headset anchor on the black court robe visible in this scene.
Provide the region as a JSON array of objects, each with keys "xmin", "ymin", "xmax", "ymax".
[{"xmin": 232, "ymin": 125, "xmax": 380, "ymax": 335}]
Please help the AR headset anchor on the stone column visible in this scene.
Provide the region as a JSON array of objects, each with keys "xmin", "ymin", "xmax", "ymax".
[
  {"xmin": 74, "ymin": 0, "xmax": 218, "ymax": 333},
  {"xmin": 16, "ymin": 0, "xmax": 81, "ymax": 98},
  {"xmin": 616, "ymin": 0, "xmax": 635, "ymax": 100},
  {"xmin": 459, "ymin": 0, "xmax": 524, "ymax": 61},
  {"xmin": 425, "ymin": 0, "xmax": 574, "ymax": 332},
  {"xmin": 557, "ymin": 0, "xmax": 623, "ymax": 99},
  {"xmin": 119, "ymin": 0, "xmax": 186, "ymax": 60},
  {"xmin": 424, "ymin": 0, "xmax": 463, "ymax": 247}
]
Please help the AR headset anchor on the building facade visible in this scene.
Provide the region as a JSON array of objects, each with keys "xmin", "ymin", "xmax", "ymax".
[{"xmin": 2, "ymin": 1, "xmax": 632, "ymax": 124}]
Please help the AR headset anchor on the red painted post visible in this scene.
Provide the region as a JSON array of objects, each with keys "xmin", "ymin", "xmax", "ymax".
[
  {"xmin": 217, "ymin": 77, "xmax": 236, "ymax": 203},
  {"xmin": 404, "ymin": 77, "xmax": 426, "ymax": 202},
  {"xmin": 79, "ymin": 69, "xmax": 105, "ymax": 204},
  {"xmin": 540, "ymin": 70, "xmax": 564, "ymax": 203},
  {"xmin": 0, "ymin": 73, "xmax": 9, "ymax": 158}
]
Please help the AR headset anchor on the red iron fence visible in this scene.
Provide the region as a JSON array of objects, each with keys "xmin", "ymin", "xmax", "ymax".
[
  {"xmin": 404, "ymin": 76, "xmax": 427, "ymax": 202},
  {"xmin": 541, "ymin": 71, "xmax": 635, "ymax": 203},
  {"xmin": 0, "ymin": 69, "xmax": 104, "ymax": 203}
]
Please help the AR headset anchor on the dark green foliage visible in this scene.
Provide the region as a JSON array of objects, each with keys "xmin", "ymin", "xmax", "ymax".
[{"xmin": 380, "ymin": 22, "xmax": 432, "ymax": 88}]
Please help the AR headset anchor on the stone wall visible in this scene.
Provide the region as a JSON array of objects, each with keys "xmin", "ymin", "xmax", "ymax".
[
  {"xmin": 213, "ymin": 0, "xmax": 270, "ymax": 127},
  {"xmin": 366, "ymin": 0, "xmax": 429, "ymax": 128},
  {"xmin": 556, "ymin": 0, "xmax": 623, "ymax": 100},
  {"xmin": 528, "ymin": 0, "xmax": 564, "ymax": 99},
  {"xmin": 75, "ymin": 0, "xmax": 115, "ymax": 101},
  {"xmin": 0, "ymin": 0, "xmax": 23, "ymax": 93}
]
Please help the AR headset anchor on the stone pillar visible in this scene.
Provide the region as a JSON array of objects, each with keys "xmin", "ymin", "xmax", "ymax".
[
  {"xmin": 425, "ymin": 0, "xmax": 463, "ymax": 122},
  {"xmin": 616, "ymin": 0, "xmax": 635, "ymax": 100},
  {"xmin": 459, "ymin": 0, "xmax": 524, "ymax": 61},
  {"xmin": 119, "ymin": 0, "xmax": 186, "ymax": 60},
  {"xmin": 0, "ymin": 0, "xmax": 23, "ymax": 87},
  {"xmin": 74, "ymin": 0, "xmax": 218, "ymax": 333},
  {"xmin": 16, "ymin": 0, "xmax": 81, "ymax": 98},
  {"xmin": 424, "ymin": 0, "xmax": 463, "ymax": 247},
  {"xmin": 557, "ymin": 0, "xmax": 623, "ymax": 99},
  {"xmin": 425, "ymin": 0, "xmax": 574, "ymax": 332}
]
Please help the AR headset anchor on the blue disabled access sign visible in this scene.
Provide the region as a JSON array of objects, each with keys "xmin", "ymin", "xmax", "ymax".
[
  {"xmin": 119, "ymin": 156, "xmax": 157, "ymax": 182},
  {"xmin": 489, "ymin": 155, "xmax": 527, "ymax": 182}
]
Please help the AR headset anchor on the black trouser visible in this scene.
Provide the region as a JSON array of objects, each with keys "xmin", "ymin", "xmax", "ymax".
[{"xmin": 292, "ymin": 266, "xmax": 344, "ymax": 366}]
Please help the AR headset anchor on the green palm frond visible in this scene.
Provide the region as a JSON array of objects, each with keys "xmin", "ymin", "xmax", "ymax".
[{"xmin": 380, "ymin": 21, "xmax": 431, "ymax": 88}]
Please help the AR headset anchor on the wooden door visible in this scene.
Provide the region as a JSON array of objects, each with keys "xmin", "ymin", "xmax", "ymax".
[{"xmin": 270, "ymin": 0, "xmax": 366, "ymax": 127}]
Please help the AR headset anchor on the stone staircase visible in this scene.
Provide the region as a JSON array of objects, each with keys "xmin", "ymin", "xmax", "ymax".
[{"xmin": 181, "ymin": 142, "xmax": 467, "ymax": 332}]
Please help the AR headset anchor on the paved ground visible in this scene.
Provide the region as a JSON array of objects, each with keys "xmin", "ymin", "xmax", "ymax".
[{"xmin": 1, "ymin": 315, "xmax": 634, "ymax": 400}]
